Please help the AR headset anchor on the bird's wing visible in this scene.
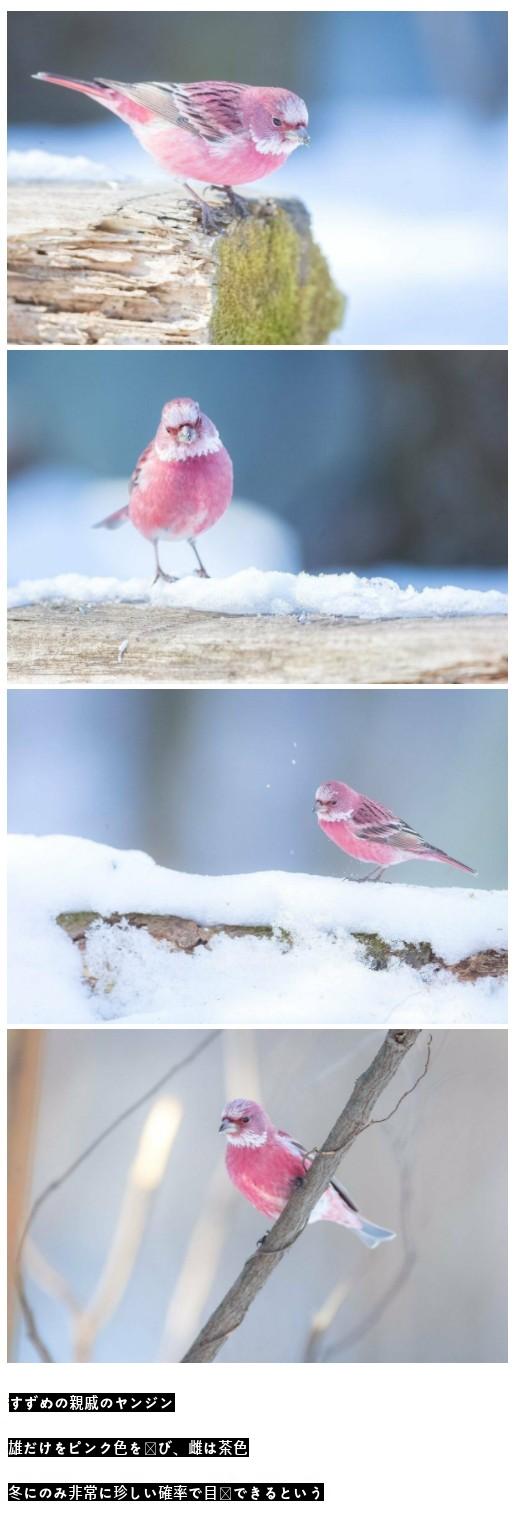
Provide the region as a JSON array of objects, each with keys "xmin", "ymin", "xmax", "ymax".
[
  {"xmin": 351, "ymin": 797, "xmax": 423, "ymax": 852},
  {"xmin": 276, "ymin": 1130, "xmax": 358, "ymax": 1210},
  {"xmin": 129, "ymin": 440, "xmax": 154, "ymax": 496},
  {"xmin": 97, "ymin": 79, "xmax": 246, "ymax": 141}
]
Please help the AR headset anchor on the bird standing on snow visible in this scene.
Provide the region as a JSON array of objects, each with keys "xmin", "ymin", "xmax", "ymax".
[
  {"xmin": 220, "ymin": 1099, "xmax": 395, "ymax": 1249},
  {"xmin": 314, "ymin": 780, "xmax": 476, "ymax": 880},
  {"xmin": 94, "ymin": 397, "xmax": 233, "ymax": 582},
  {"xmin": 33, "ymin": 75, "xmax": 310, "ymax": 225}
]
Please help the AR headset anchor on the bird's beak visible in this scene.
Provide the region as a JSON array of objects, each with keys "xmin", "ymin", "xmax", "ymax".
[
  {"xmin": 290, "ymin": 126, "xmax": 310, "ymax": 146},
  {"xmin": 219, "ymin": 1117, "xmax": 230, "ymax": 1132},
  {"xmin": 177, "ymin": 424, "xmax": 196, "ymax": 443}
]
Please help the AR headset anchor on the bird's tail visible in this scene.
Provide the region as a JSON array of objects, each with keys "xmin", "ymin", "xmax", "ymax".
[
  {"xmin": 33, "ymin": 72, "xmax": 112, "ymax": 103},
  {"xmin": 32, "ymin": 72, "xmax": 144, "ymax": 125},
  {"xmin": 92, "ymin": 505, "xmax": 129, "ymax": 531},
  {"xmin": 356, "ymin": 1218, "xmax": 396, "ymax": 1250},
  {"xmin": 423, "ymin": 846, "xmax": 477, "ymax": 875}
]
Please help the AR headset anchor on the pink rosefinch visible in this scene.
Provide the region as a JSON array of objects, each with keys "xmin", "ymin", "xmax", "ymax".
[
  {"xmin": 33, "ymin": 75, "xmax": 309, "ymax": 222},
  {"xmin": 220, "ymin": 1099, "xmax": 395, "ymax": 1249},
  {"xmin": 315, "ymin": 780, "xmax": 476, "ymax": 880},
  {"xmin": 94, "ymin": 396, "xmax": 233, "ymax": 581}
]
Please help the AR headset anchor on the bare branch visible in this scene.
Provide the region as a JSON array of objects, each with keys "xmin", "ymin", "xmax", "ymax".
[
  {"xmin": 15, "ymin": 1031, "xmax": 219, "ymax": 1362},
  {"xmin": 182, "ymin": 1028, "xmax": 421, "ymax": 1363}
]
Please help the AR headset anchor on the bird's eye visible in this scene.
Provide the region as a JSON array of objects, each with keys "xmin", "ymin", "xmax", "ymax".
[
  {"xmin": 272, "ymin": 117, "xmax": 282, "ymax": 127},
  {"xmin": 241, "ymin": 1117, "xmax": 250, "ymax": 1124}
]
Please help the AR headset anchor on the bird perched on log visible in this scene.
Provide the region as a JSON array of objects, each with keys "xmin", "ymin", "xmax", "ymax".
[
  {"xmin": 220, "ymin": 1098, "xmax": 395, "ymax": 1248},
  {"xmin": 94, "ymin": 396, "xmax": 233, "ymax": 582},
  {"xmin": 314, "ymin": 780, "xmax": 476, "ymax": 880},
  {"xmin": 33, "ymin": 74, "xmax": 310, "ymax": 227}
]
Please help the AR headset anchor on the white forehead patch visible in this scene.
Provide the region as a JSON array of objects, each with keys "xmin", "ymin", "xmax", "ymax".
[
  {"xmin": 163, "ymin": 399, "xmax": 200, "ymax": 429},
  {"xmin": 282, "ymin": 95, "xmax": 308, "ymax": 125}
]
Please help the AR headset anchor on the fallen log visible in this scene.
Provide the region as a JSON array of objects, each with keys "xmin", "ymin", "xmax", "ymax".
[
  {"xmin": 7, "ymin": 181, "xmax": 344, "ymax": 346},
  {"xmin": 7, "ymin": 605, "xmax": 507, "ymax": 686},
  {"xmin": 57, "ymin": 910, "xmax": 508, "ymax": 989}
]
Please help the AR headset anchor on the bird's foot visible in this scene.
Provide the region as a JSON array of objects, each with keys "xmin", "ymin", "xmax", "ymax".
[
  {"xmin": 199, "ymin": 200, "xmax": 225, "ymax": 235},
  {"xmin": 182, "ymin": 181, "xmax": 225, "ymax": 235},
  {"xmin": 257, "ymin": 1232, "xmax": 270, "ymax": 1248},
  {"xmin": 194, "ymin": 567, "xmax": 210, "ymax": 579},
  {"xmin": 152, "ymin": 569, "xmax": 179, "ymax": 585},
  {"xmin": 223, "ymin": 186, "xmax": 251, "ymax": 218}
]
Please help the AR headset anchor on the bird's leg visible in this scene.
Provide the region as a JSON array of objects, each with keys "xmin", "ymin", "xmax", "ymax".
[
  {"xmin": 152, "ymin": 541, "xmax": 178, "ymax": 585},
  {"xmin": 256, "ymin": 1232, "xmax": 270, "ymax": 1248},
  {"xmin": 359, "ymin": 866, "xmax": 387, "ymax": 883},
  {"xmin": 183, "ymin": 180, "xmax": 224, "ymax": 234},
  {"xmin": 222, "ymin": 184, "xmax": 250, "ymax": 218},
  {"xmin": 189, "ymin": 538, "xmax": 210, "ymax": 578}
]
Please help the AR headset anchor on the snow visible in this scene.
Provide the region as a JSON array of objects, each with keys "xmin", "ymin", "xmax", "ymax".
[
  {"xmin": 8, "ymin": 836, "xmax": 507, "ymax": 1027},
  {"xmin": 7, "ymin": 569, "xmax": 507, "ymax": 621},
  {"xmin": 7, "ymin": 149, "xmax": 116, "ymax": 182}
]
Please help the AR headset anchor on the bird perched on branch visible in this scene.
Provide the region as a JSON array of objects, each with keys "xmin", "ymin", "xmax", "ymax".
[
  {"xmin": 220, "ymin": 1099, "xmax": 395, "ymax": 1249},
  {"xmin": 33, "ymin": 74, "xmax": 310, "ymax": 226},
  {"xmin": 314, "ymin": 780, "xmax": 476, "ymax": 880},
  {"xmin": 94, "ymin": 397, "xmax": 233, "ymax": 582}
]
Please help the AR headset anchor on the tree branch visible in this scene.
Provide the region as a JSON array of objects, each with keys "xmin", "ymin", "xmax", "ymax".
[
  {"xmin": 181, "ymin": 1028, "xmax": 421, "ymax": 1363},
  {"xmin": 15, "ymin": 1031, "xmax": 219, "ymax": 1362}
]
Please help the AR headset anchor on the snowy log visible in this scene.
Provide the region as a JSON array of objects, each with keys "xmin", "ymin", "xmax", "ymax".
[
  {"xmin": 7, "ymin": 604, "xmax": 507, "ymax": 686},
  {"xmin": 57, "ymin": 910, "xmax": 507, "ymax": 988},
  {"xmin": 9, "ymin": 837, "xmax": 507, "ymax": 1026},
  {"xmin": 7, "ymin": 181, "xmax": 344, "ymax": 347}
]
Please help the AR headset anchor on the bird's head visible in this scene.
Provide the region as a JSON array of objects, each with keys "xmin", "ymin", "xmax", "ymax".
[
  {"xmin": 246, "ymin": 88, "xmax": 309, "ymax": 157},
  {"xmin": 314, "ymin": 781, "xmax": 355, "ymax": 819},
  {"xmin": 156, "ymin": 398, "xmax": 221, "ymax": 461},
  {"xmin": 219, "ymin": 1098, "xmax": 269, "ymax": 1147}
]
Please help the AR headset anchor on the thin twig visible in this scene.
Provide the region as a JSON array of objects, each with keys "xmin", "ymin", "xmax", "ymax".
[{"xmin": 15, "ymin": 1031, "xmax": 219, "ymax": 1362}]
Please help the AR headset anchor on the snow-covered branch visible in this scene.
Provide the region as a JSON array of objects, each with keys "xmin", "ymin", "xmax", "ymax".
[
  {"xmin": 7, "ymin": 576, "xmax": 507, "ymax": 686},
  {"xmin": 9, "ymin": 837, "xmax": 507, "ymax": 1026},
  {"xmin": 182, "ymin": 1029, "xmax": 421, "ymax": 1363}
]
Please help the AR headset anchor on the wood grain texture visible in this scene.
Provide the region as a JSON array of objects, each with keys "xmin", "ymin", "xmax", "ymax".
[
  {"xmin": 7, "ymin": 604, "xmax": 507, "ymax": 687},
  {"xmin": 7, "ymin": 181, "xmax": 341, "ymax": 346}
]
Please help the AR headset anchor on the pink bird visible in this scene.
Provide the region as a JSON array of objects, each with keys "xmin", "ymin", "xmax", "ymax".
[
  {"xmin": 314, "ymin": 780, "xmax": 476, "ymax": 881},
  {"xmin": 220, "ymin": 1099, "xmax": 395, "ymax": 1249},
  {"xmin": 33, "ymin": 74, "xmax": 309, "ymax": 225},
  {"xmin": 94, "ymin": 396, "xmax": 233, "ymax": 582}
]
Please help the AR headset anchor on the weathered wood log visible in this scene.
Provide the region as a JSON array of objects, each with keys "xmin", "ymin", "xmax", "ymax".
[
  {"xmin": 7, "ymin": 604, "xmax": 507, "ymax": 686},
  {"xmin": 7, "ymin": 181, "xmax": 344, "ymax": 346},
  {"xmin": 56, "ymin": 910, "xmax": 507, "ymax": 988}
]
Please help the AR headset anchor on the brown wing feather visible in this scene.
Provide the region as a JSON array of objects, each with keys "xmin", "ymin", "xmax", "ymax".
[
  {"xmin": 96, "ymin": 79, "xmax": 246, "ymax": 141},
  {"xmin": 352, "ymin": 798, "xmax": 423, "ymax": 851},
  {"xmin": 129, "ymin": 439, "xmax": 154, "ymax": 496}
]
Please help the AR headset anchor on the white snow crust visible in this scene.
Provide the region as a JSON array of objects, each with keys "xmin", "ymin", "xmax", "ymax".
[
  {"xmin": 8, "ymin": 836, "xmax": 507, "ymax": 1028},
  {"xmin": 7, "ymin": 570, "xmax": 507, "ymax": 620}
]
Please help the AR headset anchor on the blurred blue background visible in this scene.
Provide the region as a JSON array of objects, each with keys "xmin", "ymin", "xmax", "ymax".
[
  {"xmin": 7, "ymin": 11, "xmax": 507, "ymax": 343},
  {"xmin": 8, "ymin": 689, "xmax": 507, "ymax": 888},
  {"xmin": 7, "ymin": 351, "xmax": 507, "ymax": 585}
]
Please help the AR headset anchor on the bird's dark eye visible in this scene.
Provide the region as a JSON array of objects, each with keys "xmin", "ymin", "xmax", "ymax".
[
  {"xmin": 272, "ymin": 117, "xmax": 282, "ymax": 127},
  {"xmin": 241, "ymin": 1117, "xmax": 250, "ymax": 1124}
]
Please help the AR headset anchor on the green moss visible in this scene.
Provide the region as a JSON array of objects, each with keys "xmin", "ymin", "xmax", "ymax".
[
  {"xmin": 353, "ymin": 932, "xmax": 439, "ymax": 973},
  {"xmin": 211, "ymin": 206, "xmax": 345, "ymax": 346}
]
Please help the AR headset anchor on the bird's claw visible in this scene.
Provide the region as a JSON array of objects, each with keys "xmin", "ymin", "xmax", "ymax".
[
  {"xmin": 152, "ymin": 570, "xmax": 179, "ymax": 585},
  {"xmin": 257, "ymin": 1232, "xmax": 269, "ymax": 1247},
  {"xmin": 194, "ymin": 568, "xmax": 210, "ymax": 579},
  {"xmin": 199, "ymin": 202, "xmax": 225, "ymax": 235},
  {"xmin": 223, "ymin": 187, "xmax": 250, "ymax": 218}
]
